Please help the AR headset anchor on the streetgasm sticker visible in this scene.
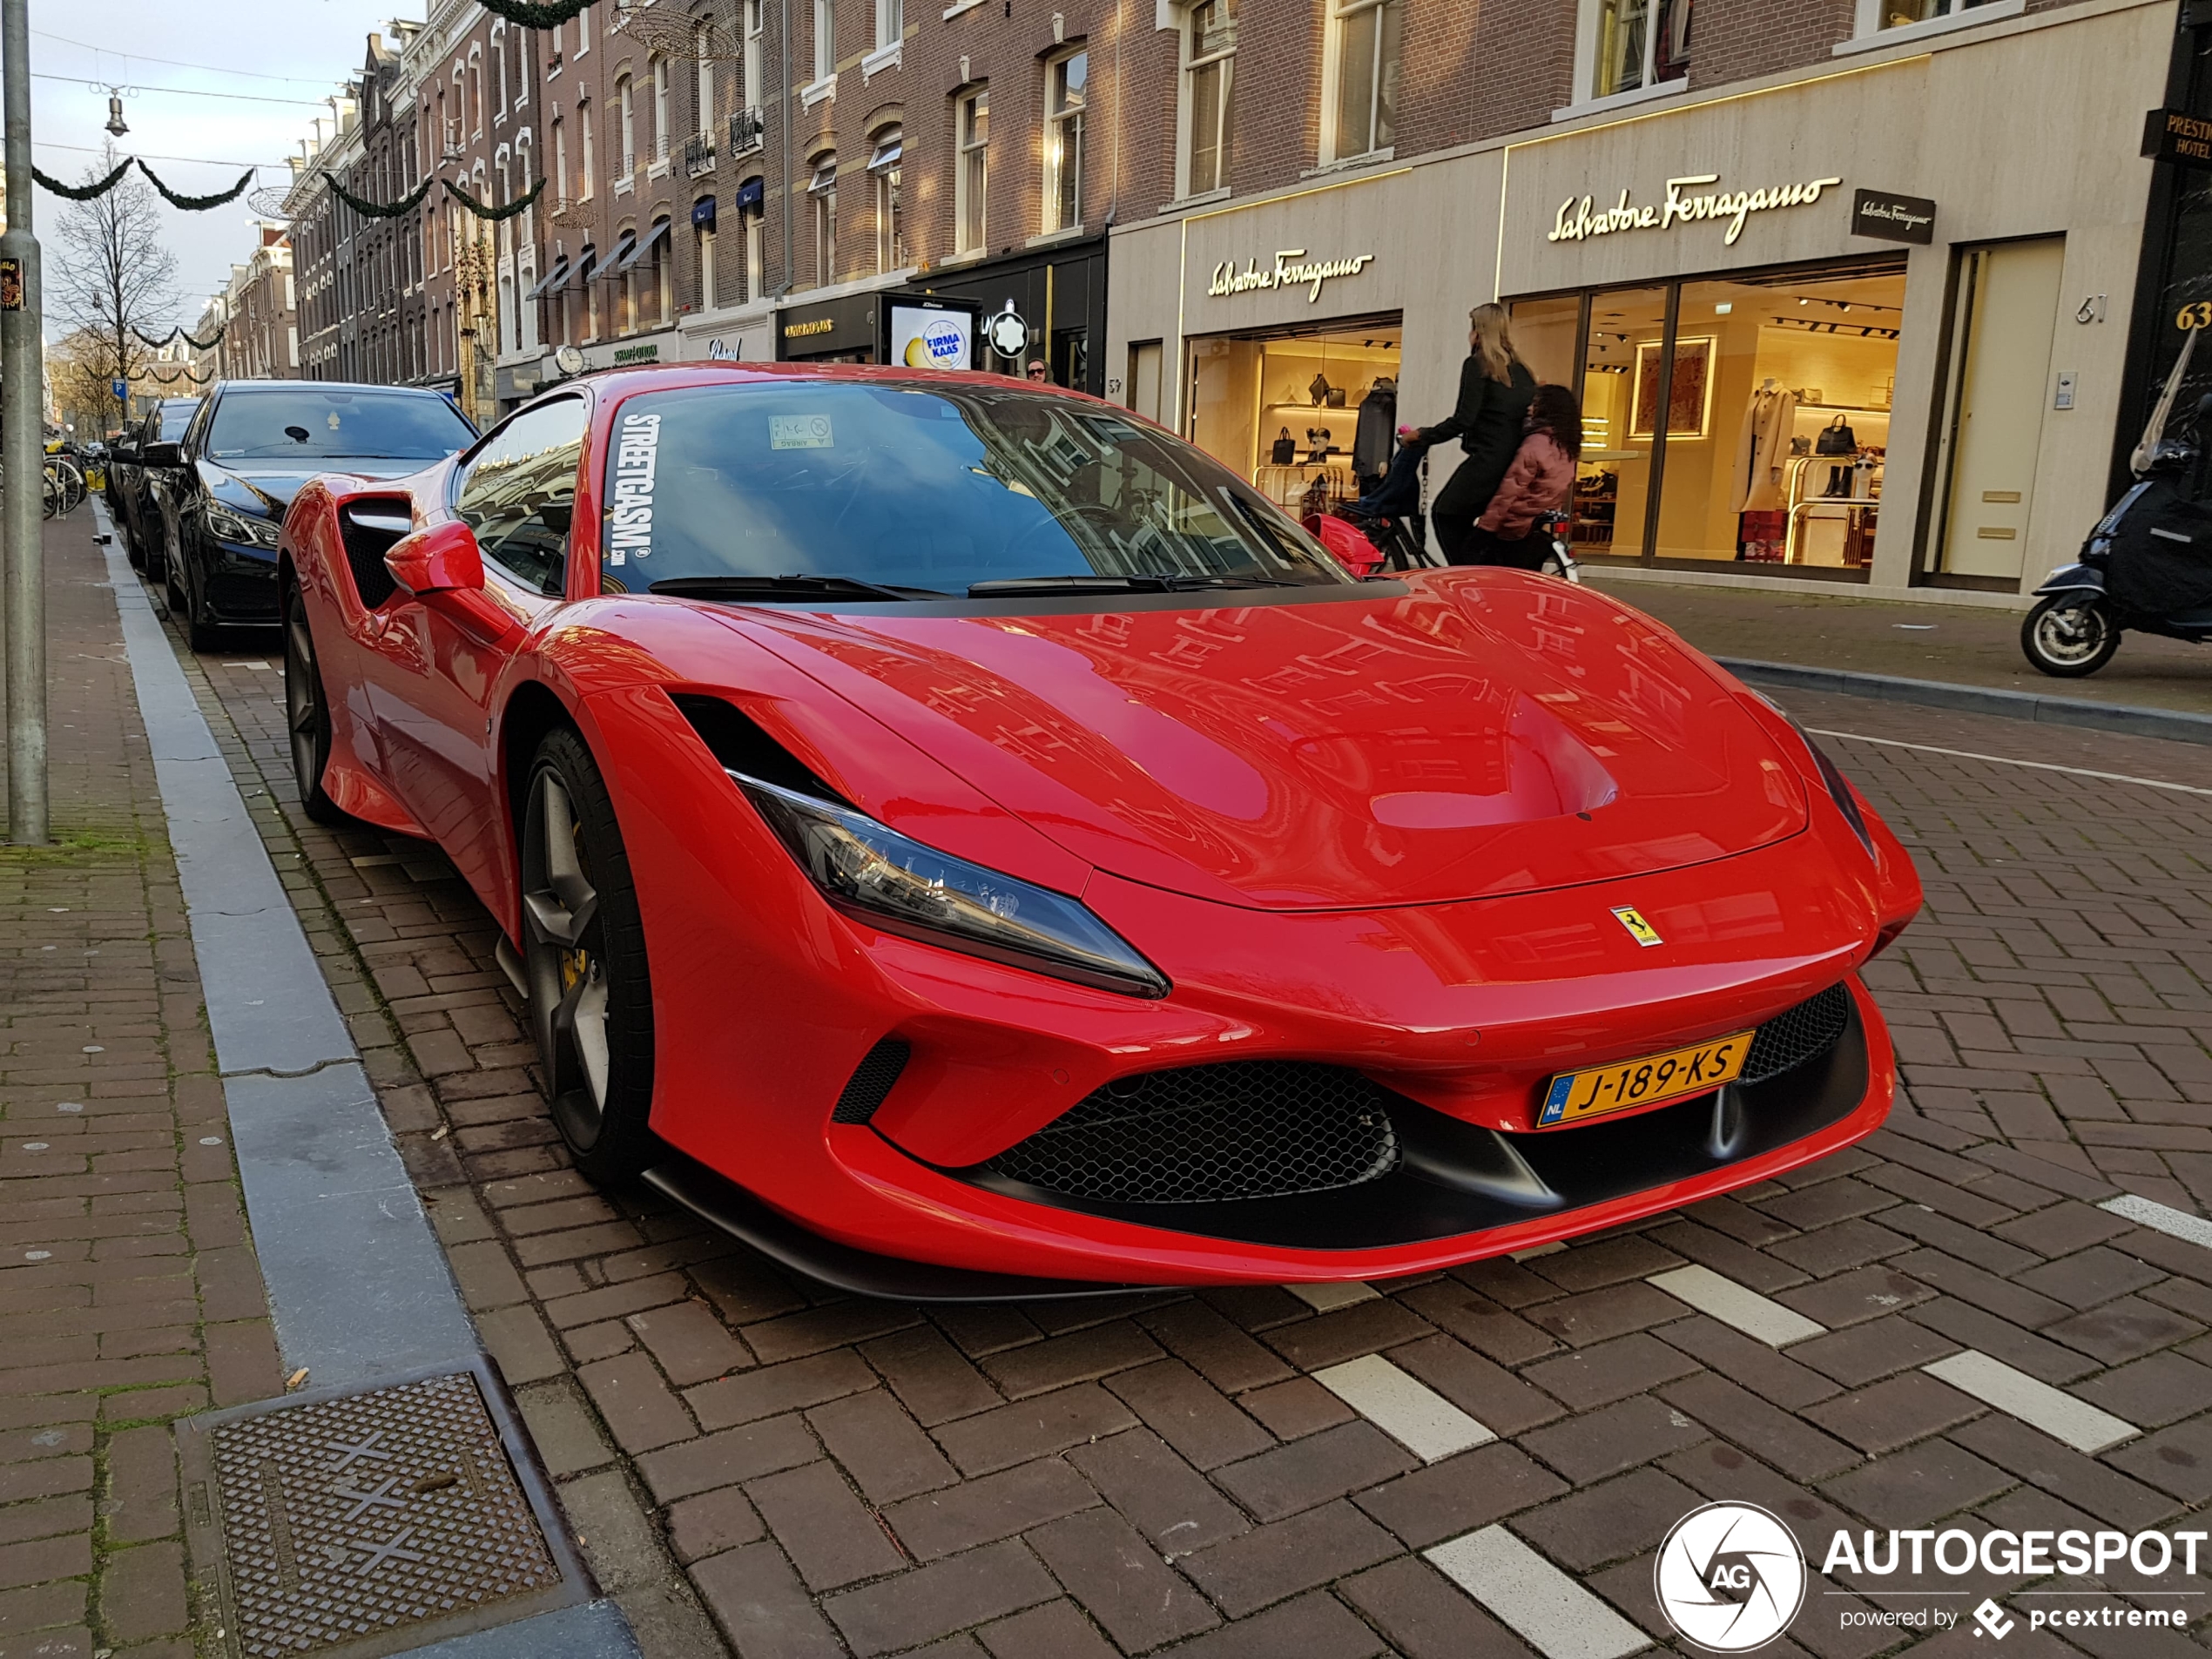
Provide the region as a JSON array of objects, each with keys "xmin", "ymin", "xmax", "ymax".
[{"xmin": 608, "ymin": 411, "xmax": 660, "ymax": 566}]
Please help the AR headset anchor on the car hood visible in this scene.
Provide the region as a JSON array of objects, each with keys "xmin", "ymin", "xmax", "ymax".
[
  {"xmin": 714, "ymin": 575, "xmax": 1809, "ymax": 911},
  {"xmin": 205, "ymin": 459, "xmax": 430, "ymax": 516}
]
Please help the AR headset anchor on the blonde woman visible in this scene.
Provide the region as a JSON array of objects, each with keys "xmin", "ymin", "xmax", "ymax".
[{"xmin": 1399, "ymin": 303, "xmax": 1538, "ymax": 564}]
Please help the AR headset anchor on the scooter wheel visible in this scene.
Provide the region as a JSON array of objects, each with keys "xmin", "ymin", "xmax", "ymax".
[{"xmin": 2021, "ymin": 595, "xmax": 2120, "ymax": 678}]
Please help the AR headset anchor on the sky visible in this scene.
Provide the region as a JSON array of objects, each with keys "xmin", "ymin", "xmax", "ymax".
[{"xmin": 10, "ymin": 0, "xmax": 425, "ymax": 336}]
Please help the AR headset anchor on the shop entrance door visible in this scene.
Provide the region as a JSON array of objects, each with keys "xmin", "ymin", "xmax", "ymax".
[{"xmin": 1935, "ymin": 237, "xmax": 2066, "ymax": 584}]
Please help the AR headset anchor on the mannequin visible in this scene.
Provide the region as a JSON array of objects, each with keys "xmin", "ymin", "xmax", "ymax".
[{"xmin": 1732, "ymin": 379, "xmax": 1797, "ymax": 514}]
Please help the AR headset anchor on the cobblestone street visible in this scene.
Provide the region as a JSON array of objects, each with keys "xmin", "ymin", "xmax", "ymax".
[{"xmin": 116, "ymin": 597, "xmax": 2212, "ymax": 1658}]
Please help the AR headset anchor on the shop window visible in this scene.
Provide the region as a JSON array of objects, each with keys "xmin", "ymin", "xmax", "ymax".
[
  {"xmin": 1182, "ymin": 0, "xmax": 1236, "ymax": 199},
  {"xmin": 956, "ymin": 90, "xmax": 988, "ymax": 253},
  {"xmin": 1186, "ymin": 319, "xmax": 1401, "ymax": 514},
  {"xmin": 1045, "ymin": 50, "xmax": 1087, "ymax": 233},
  {"xmin": 696, "ymin": 200, "xmax": 718, "ymax": 310},
  {"xmin": 809, "ymin": 156, "xmax": 838, "ymax": 284},
  {"xmin": 742, "ymin": 188, "xmax": 765, "ymax": 302},
  {"xmin": 870, "ymin": 129, "xmax": 904, "ymax": 272},
  {"xmin": 1589, "ymin": 0, "xmax": 1689, "ymax": 102},
  {"xmin": 1325, "ymin": 0, "xmax": 1399, "ymax": 165}
]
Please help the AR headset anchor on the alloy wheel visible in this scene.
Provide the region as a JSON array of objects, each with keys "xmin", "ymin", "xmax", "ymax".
[
  {"xmin": 284, "ymin": 604, "xmax": 323, "ymax": 803},
  {"xmin": 522, "ymin": 768, "xmax": 613, "ymax": 1148}
]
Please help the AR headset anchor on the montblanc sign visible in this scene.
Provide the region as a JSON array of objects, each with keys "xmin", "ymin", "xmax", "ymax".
[
  {"xmin": 1208, "ymin": 248, "xmax": 1377, "ymax": 304},
  {"xmin": 1548, "ymin": 172, "xmax": 1844, "ymax": 248}
]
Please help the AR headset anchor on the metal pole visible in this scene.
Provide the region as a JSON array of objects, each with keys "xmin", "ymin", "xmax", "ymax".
[{"xmin": 1, "ymin": 0, "xmax": 47, "ymax": 846}]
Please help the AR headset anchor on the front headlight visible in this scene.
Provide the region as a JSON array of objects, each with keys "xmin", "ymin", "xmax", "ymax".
[
  {"xmin": 735, "ymin": 772, "xmax": 1170, "ymax": 998},
  {"xmin": 206, "ymin": 502, "xmax": 282, "ymax": 550}
]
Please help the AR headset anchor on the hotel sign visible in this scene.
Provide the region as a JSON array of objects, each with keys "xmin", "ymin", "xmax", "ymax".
[
  {"xmin": 1548, "ymin": 172, "xmax": 1844, "ymax": 248},
  {"xmin": 1208, "ymin": 248, "xmax": 1377, "ymax": 304},
  {"xmin": 2143, "ymin": 108, "xmax": 2212, "ymax": 169}
]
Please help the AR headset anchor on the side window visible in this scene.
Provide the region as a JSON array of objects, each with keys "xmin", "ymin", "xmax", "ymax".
[{"xmin": 454, "ymin": 397, "xmax": 589, "ymax": 596}]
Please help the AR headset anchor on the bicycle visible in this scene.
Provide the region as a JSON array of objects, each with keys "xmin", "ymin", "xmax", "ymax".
[{"xmin": 41, "ymin": 456, "xmax": 84, "ymax": 518}]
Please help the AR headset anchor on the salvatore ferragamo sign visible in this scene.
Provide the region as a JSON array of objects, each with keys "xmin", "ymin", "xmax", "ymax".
[
  {"xmin": 1548, "ymin": 172, "xmax": 1844, "ymax": 248},
  {"xmin": 1208, "ymin": 248, "xmax": 1377, "ymax": 303}
]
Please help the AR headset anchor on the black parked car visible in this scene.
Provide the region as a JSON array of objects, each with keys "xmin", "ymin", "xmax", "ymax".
[
  {"xmin": 164, "ymin": 381, "xmax": 476, "ymax": 649},
  {"xmin": 111, "ymin": 398, "xmax": 202, "ymax": 578}
]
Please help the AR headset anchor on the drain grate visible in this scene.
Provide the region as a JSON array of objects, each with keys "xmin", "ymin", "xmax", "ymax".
[{"xmin": 179, "ymin": 1359, "xmax": 590, "ymax": 1659}]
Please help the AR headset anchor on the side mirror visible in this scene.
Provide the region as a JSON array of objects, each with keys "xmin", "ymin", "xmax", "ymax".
[
  {"xmin": 384, "ymin": 520, "xmax": 486, "ymax": 597},
  {"xmin": 143, "ymin": 441, "xmax": 183, "ymax": 468},
  {"xmin": 115, "ymin": 444, "xmax": 138, "ymax": 465}
]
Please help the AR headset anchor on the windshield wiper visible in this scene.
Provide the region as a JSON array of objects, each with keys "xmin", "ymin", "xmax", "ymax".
[
  {"xmin": 967, "ymin": 572, "xmax": 1297, "ymax": 597},
  {"xmin": 649, "ymin": 574, "xmax": 949, "ymax": 602}
]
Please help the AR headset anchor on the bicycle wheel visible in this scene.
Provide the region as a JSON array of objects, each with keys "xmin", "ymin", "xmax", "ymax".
[
  {"xmin": 57, "ymin": 461, "xmax": 84, "ymax": 513},
  {"xmin": 41, "ymin": 467, "xmax": 59, "ymax": 520}
]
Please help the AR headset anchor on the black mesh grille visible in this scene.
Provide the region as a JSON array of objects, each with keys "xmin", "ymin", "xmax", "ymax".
[
  {"xmin": 1743, "ymin": 982, "xmax": 1851, "ymax": 1085},
  {"xmin": 833, "ymin": 1038, "xmax": 911, "ymax": 1125},
  {"xmin": 339, "ymin": 502, "xmax": 409, "ymax": 610},
  {"xmin": 982, "ymin": 1062, "xmax": 1400, "ymax": 1204}
]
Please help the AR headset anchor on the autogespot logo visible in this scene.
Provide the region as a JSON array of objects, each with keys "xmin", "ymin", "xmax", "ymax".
[{"xmin": 1655, "ymin": 1502, "xmax": 1808, "ymax": 1652}]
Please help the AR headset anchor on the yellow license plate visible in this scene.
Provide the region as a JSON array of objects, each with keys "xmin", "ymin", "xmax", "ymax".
[{"xmin": 1538, "ymin": 1032, "xmax": 1753, "ymax": 1127}]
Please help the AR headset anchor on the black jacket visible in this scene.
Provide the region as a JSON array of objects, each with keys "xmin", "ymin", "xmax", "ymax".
[{"xmin": 1421, "ymin": 357, "xmax": 1536, "ymax": 478}]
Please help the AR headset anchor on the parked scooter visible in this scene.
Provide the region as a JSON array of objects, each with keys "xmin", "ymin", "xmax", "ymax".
[{"xmin": 2023, "ymin": 393, "xmax": 2212, "ymax": 677}]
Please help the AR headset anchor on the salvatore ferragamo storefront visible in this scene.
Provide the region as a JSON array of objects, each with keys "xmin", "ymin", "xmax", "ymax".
[{"xmin": 1105, "ymin": 0, "xmax": 2170, "ymax": 596}]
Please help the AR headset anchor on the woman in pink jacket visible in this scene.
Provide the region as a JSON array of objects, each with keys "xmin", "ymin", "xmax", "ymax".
[{"xmin": 1460, "ymin": 384, "xmax": 1582, "ymax": 569}]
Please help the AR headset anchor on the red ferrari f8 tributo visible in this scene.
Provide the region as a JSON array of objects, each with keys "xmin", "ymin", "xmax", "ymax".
[{"xmin": 278, "ymin": 365, "xmax": 1920, "ymax": 1297}]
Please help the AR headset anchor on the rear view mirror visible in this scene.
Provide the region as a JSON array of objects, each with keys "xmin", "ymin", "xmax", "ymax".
[
  {"xmin": 143, "ymin": 442, "xmax": 183, "ymax": 468},
  {"xmin": 385, "ymin": 520, "xmax": 487, "ymax": 597}
]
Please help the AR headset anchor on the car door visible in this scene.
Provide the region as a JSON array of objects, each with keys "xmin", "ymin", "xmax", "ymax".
[{"xmin": 363, "ymin": 396, "xmax": 589, "ymax": 902}]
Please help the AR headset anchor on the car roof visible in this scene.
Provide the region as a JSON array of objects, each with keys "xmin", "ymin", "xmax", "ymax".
[{"xmin": 214, "ymin": 380, "xmax": 453, "ymax": 399}]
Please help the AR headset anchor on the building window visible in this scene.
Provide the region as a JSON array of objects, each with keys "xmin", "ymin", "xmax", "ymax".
[
  {"xmin": 813, "ymin": 0, "xmax": 835, "ymax": 84},
  {"xmin": 1592, "ymin": 0, "xmax": 1689, "ymax": 101},
  {"xmin": 744, "ymin": 0, "xmax": 765, "ymax": 114},
  {"xmin": 698, "ymin": 199, "xmax": 718, "ymax": 308},
  {"xmin": 617, "ymin": 76, "xmax": 635, "ymax": 179},
  {"xmin": 1182, "ymin": 0, "xmax": 1235, "ymax": 198},
  {"xmin": 810, "ymin": 156, "xmax": 838, "ymax": 283},
  {"xmin": 1325, "ymin": 0, "xmax": 1399, "ymax": 161},
  {"xmin": 581, "ymin": 100, "xmax": 596, "ymax": 195},
  {"xmin": 876, "ymin": 0, "xmax": 902, "ymax": 51},
  {"xmin": 1867, "ymin": 0, "xmax": 2004, "ymax": 27},
  {"xmin": 870, "ymin": 129, "xmax": 903, "ymax": 272},
  {"xmin": 652, "ymin": 57, "xmax": 670, "ymax": 161},
  {"xmin": 743, "ymin": 189, "xmax": 765, "ymax": 302},
  {"xmin": 696, "ymin": 23, "xmax": 715, "ymax": 135},
  {"xmin": 955, "ymin": 89, "xmax": 988, "ymax": 253},
  {"xmin": 555, "ymin": 118, "xmax": 569, "ymax": 202},
  {"xmin": 577, "ymin": 5, "xmax": 590, "ymax": 53},
  {"xmin": 1044, "ymin": 50, "xmax": 1085, "ymax": 233},
  {"xmin": 495, "ymin": 32, "xmax": 509, "ymax": 114}
]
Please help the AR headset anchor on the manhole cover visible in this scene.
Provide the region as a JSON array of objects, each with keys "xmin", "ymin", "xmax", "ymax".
[{"xmin": 179, "ymin": 1359, "xmax": 590, "ymax": 1659}]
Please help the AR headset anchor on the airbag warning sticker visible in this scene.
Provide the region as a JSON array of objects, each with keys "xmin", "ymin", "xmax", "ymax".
[{"xmin": 608, "ymin": 411, "xmax": 659, "ymax": 566}]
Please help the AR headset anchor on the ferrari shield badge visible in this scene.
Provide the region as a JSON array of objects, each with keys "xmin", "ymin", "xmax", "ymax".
[{"xmin": 1611, "ymin": 906, "xmax": 1663, "ymax": 948}]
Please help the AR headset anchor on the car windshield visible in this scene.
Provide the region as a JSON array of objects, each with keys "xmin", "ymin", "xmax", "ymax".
[
  {"xmin": 206, "ymin": 388, "xmax": 475, "ymax": 461},
  {"xmin": 597, "ymin": 381, "xmax": 1354, "ymax": 598}
]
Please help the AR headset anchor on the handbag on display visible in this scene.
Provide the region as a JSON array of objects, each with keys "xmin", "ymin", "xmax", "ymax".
[
  {"xmin": 1815, "ymin": 415, "xmax": 1858, "ymax": 456},
  {"xmin": 1271, "ymin": 428, "xmax": 1297, "ymax": 465}
]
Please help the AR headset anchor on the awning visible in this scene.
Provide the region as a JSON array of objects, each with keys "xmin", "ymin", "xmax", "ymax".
[
  {"xmin": 867, "ymin": 136, "xmax": 901, "ymax": 172},
  {"xmin": 522, "ymin": 259, "xmax": 569, "ymax": 302},
  {"xmin": 565, "ymin": 246, "xmax": 598, "ymax": 290},
  {"xmin": 691, "ymin": 197, "xmax": 717, "ymax": 230},
  {"xmin": 611, "ymin": 218, "xmax": 671, "ymax": 275},
  {"xmin": 735, "ymin": 177, "xmax": 765, "ymax": 212},
  {"xmin": 597, "ymin": 231, "xmax": 637, "ymax": 280}
]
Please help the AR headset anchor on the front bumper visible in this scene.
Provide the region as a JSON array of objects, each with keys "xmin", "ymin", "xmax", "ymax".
[{"xmin": 202, "ymin": 539, "xmax": 281, "ymax": 623}]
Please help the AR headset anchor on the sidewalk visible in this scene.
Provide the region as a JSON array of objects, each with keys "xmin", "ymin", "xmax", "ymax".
[
  {"xmin": 1, "ymin": 508, "xmax": 286, "ymax": 1658},
  {"xmin": 1586, "ymin": 572, "xmax": 2212, "ymax": 717}
]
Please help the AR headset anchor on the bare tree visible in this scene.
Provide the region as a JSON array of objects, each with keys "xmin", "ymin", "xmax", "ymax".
[{"xmin": 49, "ymin": 146, "xmax": 179, "ymax": 435}]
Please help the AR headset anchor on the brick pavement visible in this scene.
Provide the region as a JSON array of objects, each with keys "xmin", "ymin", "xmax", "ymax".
[
  {"xmin": 159, "ymin": 611, "xmax": 2212, "ymax": 1656},
  {"xmin": 0, "ymin": 512, "xmax": 286, "ymax": 1659}
]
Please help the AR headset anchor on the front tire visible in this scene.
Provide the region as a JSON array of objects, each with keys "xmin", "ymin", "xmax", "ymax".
[
  {"xmin": 282, "ymin": 580, "xmax": 350, "ymax": 827},
  {"xmin": 520, "ymin": 728, "xmax": 659, "ymax": 1183},
  {"xmin": 2021, "ymin": 595, "xmax": 2119, "ymax": 678}
]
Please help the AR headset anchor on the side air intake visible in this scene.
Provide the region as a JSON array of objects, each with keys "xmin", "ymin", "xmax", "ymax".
[{"xmin": 833, "ymin": 1039, "xmax": 912, "ymax": 1125}]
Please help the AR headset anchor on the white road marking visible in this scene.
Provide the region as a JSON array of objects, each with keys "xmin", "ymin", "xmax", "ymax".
[
  {"xmin": 1648, "ymin": 1264, "xmax": 1824, "ymax": 1348},
  {"xmin": 2101, "ymin": 1193, "xmax": 2212, "ymax": 1252},
  {"xmin": 1312, "ymin": 1354, "xmax": 1494, "ymax": 1462},
  {"xmin": 1923, "ymin": 1350, "xmax": 2138, "ymax": 1455},
  {"xmin": 1809, "ymin": 729, "xmax": 2212, "ymax": 799},
  {"xmin": 1426, "ymin": 1527, "xmax": 1651, "ymax": 1659},
  {"xmin": 1285, "ymin": 1281, "xmax": 1379, "ymax": 1312}
]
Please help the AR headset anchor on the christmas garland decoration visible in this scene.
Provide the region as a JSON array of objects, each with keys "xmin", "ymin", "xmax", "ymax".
[
  {"xmin": 181, "ymin": 322, "xmax": 225, "ymax": 350},
  {"xmin": 32, "ymin": 159, "xmax": 133, "ymax": 200},
  {"xmin": 137, "ymin": 162, "xmax": 254, "ymax": 212},
  {"xmin": 132, "ymin": 327, "xmax": 180, "ymax": 348},
  {"xmin": 328, "ymin": 174, "xmax": 436, "ymax": 219},
  {"xmin": 148, "ymin": 365, "xmax": 214, "ymax": 386},
  {"xmin": 445, "ymin": 176, "xmax": 547, "ymax": 223},
  {"xmin": 476, "ymin": 0, "xmax": 595, "ymax": 25}
]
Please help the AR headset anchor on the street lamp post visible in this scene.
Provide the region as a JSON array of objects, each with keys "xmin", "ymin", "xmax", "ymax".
[{"xmin": 0, "ymin": 0, "xmax": 47, "ymax": 846}]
